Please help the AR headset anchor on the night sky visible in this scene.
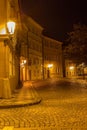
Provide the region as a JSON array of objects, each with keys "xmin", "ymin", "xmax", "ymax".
[{"xmin": 20, "ymin": 0, "xmax": 87, "ymax": 42}]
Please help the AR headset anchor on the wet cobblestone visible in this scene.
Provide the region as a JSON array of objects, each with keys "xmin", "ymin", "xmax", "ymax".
[{"xmin": 0, "ymin": 79, "xmax": 87, "ymax": 130}]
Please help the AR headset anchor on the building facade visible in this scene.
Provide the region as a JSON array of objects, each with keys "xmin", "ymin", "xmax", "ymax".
[
  {"xmin": 0, "ymin": 0, "xmax": 63, "ymax": 99},
  {"xmin": 20, "ymin": 15, "xmax": 63, "ymax": 81},
  {"xmin": 65, "ymin": 60, "xmax": 77, "ymax": 78},
  {"xmin": 0, "ymin": 0, "xmax": 20, "ymax": 98},
  {"xmin": 42, "ymin": 36, "xmax": 63, "ymax": 79},
  {"xmin": 20, "ymin": 15, "xmax": 43, "ymax": 82}
]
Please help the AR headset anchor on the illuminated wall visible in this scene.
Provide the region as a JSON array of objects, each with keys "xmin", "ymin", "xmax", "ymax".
[
  {"xmin": 0, "ymin": 0, "xmax": 20, "ymax": 98},
  {"xmin": 20, "ymin": 14, "xmax": 63, "ymax": 80},
  {"xmin": 42, "ymin": 36, "xmax": 63, "ymax": 79},
  {"xmin": 20, "ymin": 15, "xmax": 43, "ymax": 81},
  {"xmin": 0, "ymin": 0, "xmax": 7, "ymax": 34},
  {"xmin": 65, "ymin": 60, "xmax": 77, "ymax": 78}
]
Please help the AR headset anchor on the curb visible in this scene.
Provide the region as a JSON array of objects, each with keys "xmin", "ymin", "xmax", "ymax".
[{"xmin": 0, "ymin": 98, "xmax": 42, "ymax": 109}]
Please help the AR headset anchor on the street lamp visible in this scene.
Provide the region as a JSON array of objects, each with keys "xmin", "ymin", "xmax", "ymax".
[
  {"xmin": 48, "ymin": 64, "xmax": 53, "ymax": 68},
  {"xmin": 69, "ymin": 66, "xmax": 74, "ymax": 70},
  {"xmin": 47, "ymin": 64, "xmax": 53, "ymax": 78},
  {"xmin": 7, "ymin": 21, "xmax": 16, "ymax": 35},
  {"xmin": 20, "ymin": 59, "xmax": 27, "ymax": 68},
  {"xmin": 0, "ymin": 21, "xmax": 16, "ymax": 43},
  {"xmin": 3, "ymin": 21, "xmax": 16, "ymax": 45}
]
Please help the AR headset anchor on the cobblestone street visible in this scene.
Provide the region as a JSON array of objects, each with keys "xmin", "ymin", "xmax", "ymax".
[{"xmin": 0, "ymin": 79, "xmax": 87, "ymax": 130}]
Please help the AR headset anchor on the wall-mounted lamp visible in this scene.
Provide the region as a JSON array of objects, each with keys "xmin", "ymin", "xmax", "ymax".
[
  {"xmin": 20, "ymin": 59, "xmax": 27, "ymax": 67},
  {"xmin": 7, "ymin": 21, "xmax": 16, "ymax": 35},
  {"xmin": 69, "ymin": 66, "xmax": 74, "ymax": 70},
  {"xmin": 3, "ymin": 21, "xmax": 16, "ymax": 45},
  {"xmin": 47, "ymin": 64, "xmax": 53, "ymax": 78},
  {"xmin": 48, "ymin": 64, "xmax": 53, "ymax": 68}
]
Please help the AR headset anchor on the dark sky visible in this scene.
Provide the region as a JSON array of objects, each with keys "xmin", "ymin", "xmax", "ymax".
[{"xmin": 20, "ymin": 0, "xmax": 87, "ymax": 42}]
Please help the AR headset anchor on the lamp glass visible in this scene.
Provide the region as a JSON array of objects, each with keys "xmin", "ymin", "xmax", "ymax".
[
  {"xmin": 69, "ymin": 66, "xmax": 74, "ymax": 70},
  {"xmin": 48, "ymin": 64, "xmax": 53, "ymax": 68},
  {"xmin": 7, "ymin": 21, "xmax": 16, "ymax": 34}
]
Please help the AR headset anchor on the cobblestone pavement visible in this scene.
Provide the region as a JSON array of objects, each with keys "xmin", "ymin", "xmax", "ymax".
[{"xmin": 1, "ymin": 79, "xmax": 87, "ymax": 130}]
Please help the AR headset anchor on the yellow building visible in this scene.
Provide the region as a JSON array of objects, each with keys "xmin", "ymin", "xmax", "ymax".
[
  {"xmin": 0, "ymin": 0, "xmax": 20, "ymax": 98},
  {"xmin": 42, "ymin": 36, "xmax": 63, "ymax": 79},
  {"xmin": 65, "ymin": 60, "xmax": 77, "ymax": 78},
  {"xmin": 20, "ymin": 14, "xmax": 43, "ymax": 81},
  {"xmin": 0, "ymin": 1, "xmax": 63, "ymax": 99},
  {"xmin": 20, "ymin": 14, "xmax": 63, "ymax": 81}
]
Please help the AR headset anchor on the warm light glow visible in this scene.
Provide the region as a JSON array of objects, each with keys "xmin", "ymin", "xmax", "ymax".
[
  {"xmin": 20, "ymin": 60, "xmax": 27, "ymax": 67},
  {"xmin": 0, "ymin": 28, "xmax": 6, "ymax": 34},
  {"xmin": 69, "ymin": 66, "xmax": 74, "ymax": 70},
  {"xmin": 23, "ymin": 60, "xmax": 26, "ymax": 64},
  {"xmin": 0, "ymin": 25, "xmax": 6, "ymax": 34},
  {"xmin": 48, "ymin": 64, "xmax": 53, "ymax": 68},
  {"xmin": 7, "ymin": 21, "xmax": 16, "ymax": 34}
]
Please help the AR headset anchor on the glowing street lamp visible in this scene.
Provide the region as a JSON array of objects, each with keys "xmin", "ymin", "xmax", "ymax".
[
  {"xmin": 69, "ymin": 66, "xmax": 74, "ymax": 70},
  {"xmin": 2, "ymin": 21, "xmax": 16, "ymax": 44},
  {"xmin": 48, "ymin": 64, "xmax": 53, "ymax": 68},
  {"xmin": 7, "ymin": 21, "xmax": 16, "ymax": 34},
  {"xmin": 20, "ymin": 59, "xmax": 27, "ymax": 67},
  {"xmin": 47, "ymin": 64, "xmax": 53, "ymax": 78},
  {"xmin": 0, "ymin": 21, "xmax": 16, "ymax": 43}
]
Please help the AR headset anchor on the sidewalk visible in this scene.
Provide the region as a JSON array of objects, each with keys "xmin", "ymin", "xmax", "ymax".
[
  {"xmin": 0, "ymin": 79, "xmax": 56, "ymax": 109},
  {"xmin": 0, "ymin": 77, "xmax": 87, "ymax": 109},
  {"xmin": 0, "ymin": 78, "xmax": 59, "ymax": 109},
  {"xmin": 0, "ymin": 81, "xmax": 41, "ymax": 108}
]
